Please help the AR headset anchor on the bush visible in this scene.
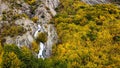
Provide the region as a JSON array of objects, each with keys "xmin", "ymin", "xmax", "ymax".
[
  {"xmin": 31, "ymin": 41, "xmax": 39, "ymax": 53},
  {"xmin": 32, "ymin": 16, "xmax": 38, "ymax": 23},
  {"xmin": 1, "ymin": 25, "xmax": 25, "ymax": 37},
  {"xmin": 36, "ymin": 32, "xmax": 47, "ymax": 43},
  {"xmin": 24, "ymin": 0, "xmax": 36, "ymax": 5}
]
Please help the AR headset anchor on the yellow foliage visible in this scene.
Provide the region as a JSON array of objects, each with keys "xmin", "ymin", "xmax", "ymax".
[
  {"xmin": 52, "ymin": 0, "xmax": 120, "ymax": 67},
  {"xmin": 21, "ymin": 46, "xmax": 32, "ymax": 58},
  {"xmin": 32, "ymin": 16, "xmax": 39, "ymax": 23},
  {"xmin": 3, "ymin": 52, "xmax": 22, "ymax": 68},
  {"xmin": 25, "ymin": 0, "xmax": 36, "ymax": 5},
  {"xmin": 0, "ymin": 45, "xmax": 3, "ymax": 67},
  {"xmin": 31, "ymin": 41, "xmax": 39, "ymax": 53},
  {"xmin": 21, "ymin": 13, "xmax": 29, "ymax": 18}
]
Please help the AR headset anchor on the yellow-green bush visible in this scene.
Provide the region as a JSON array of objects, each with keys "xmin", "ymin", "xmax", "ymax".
[
  {"xmin": 1, "ymin": 25, "xmax": 25, "ymax": 37},
  {"xmin": 31, "ymin": 41, "xmax": 39, "ymax": 53},
  {"xmin": 24, "ymin": 0, "xmax": 36, "ymax": 5},
  {"xmin": 36, "ymin": 32, "xmax": 47, "ymax": 43},
  {"xmin": 32, "ymin": 16, "xmax": 39, "ymax": 23}
]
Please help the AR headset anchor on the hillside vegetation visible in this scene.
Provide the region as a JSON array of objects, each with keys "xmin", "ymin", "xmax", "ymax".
[{"xmin": 51, "ymin": 0, "xmax": 120, "ymax": 67}]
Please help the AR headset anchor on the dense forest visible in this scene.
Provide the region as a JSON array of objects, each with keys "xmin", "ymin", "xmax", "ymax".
[{"xmin": 0, "ymin": 0, "xmax": 120, "ymax": 68}]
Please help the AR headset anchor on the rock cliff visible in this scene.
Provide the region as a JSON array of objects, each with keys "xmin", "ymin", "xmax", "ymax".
[{"xmin": 0, "ymin": 0, "xmax": 59, "ymax": 57}]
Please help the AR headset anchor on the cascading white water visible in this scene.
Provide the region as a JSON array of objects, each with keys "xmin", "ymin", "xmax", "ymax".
[
  {"xmin": 38, "ymin": 42, "xmax": 45, "ymax": 59},
  {"xmin": 34, "ymin": 25, "xmax": 41, "ymax": 39},
  {"xmin": 34, "ymin": 25, "xmax": 45, "ymax": 59}
]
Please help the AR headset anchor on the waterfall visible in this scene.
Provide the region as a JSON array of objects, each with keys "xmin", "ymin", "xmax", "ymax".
[
  {"xmin": 34, "ymin": 25, "xmax": 45, "ymax": 59},
  {"xmin": 34, "ymin": 25, "xmax": 41, "ymax": 39},
  {"xmin": 38, "ymin": 42, "xmax": 45, "ymax": 59}
]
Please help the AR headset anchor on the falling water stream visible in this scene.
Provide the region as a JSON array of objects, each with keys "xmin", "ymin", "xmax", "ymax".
[
  {"xmin": 34, "ymin": 25, "xmax": 45, "ymax": 59},
  {"xmin": 38, "ymin": 42, "xmax": 45, "ymax": 59},
  {"xmin": 34, "ymin": 25, "xmax": 41, "ymax": 39}
]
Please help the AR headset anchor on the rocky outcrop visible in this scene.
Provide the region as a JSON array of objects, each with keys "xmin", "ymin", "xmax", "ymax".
[
  {"xmin": 41, "ymin": 0, "xmax": 60, "ymax": 16},
  {"xmin": 34, "ymin": 0, "xmax": 59, "ymax": 57},
  {"xmin": 0, "ymin": 3, "xmax": 9, "ymax": 16},
  {"xmin": 81, "ymin": 0, "xmax": 111, "ymax": 4},
  {"xmin": 0, "ymin": 0, "xmax": 59, "ymax": 58}
]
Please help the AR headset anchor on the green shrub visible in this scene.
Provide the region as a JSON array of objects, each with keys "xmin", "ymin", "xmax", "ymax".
[
  {"xmin": 31, "ymin": 41, "xmax": 39, "ymax": 53},
  {"xmin": 36, "ymin": 32, "xmax": 47, "ymax": 43},
  {"xmin": 1, "ymin": 25, "xmax": 25, "ymax": 37}
]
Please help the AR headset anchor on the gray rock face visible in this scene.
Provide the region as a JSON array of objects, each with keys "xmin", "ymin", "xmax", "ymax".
[
  {"xmin": 5, "ymin": 32, "xmax": 34, "ymax": 48},
  {"xmin": 45, "ymin": 24, "xmax": 58, "ymax": 57},
  {"xmin": 81, "ymin": 0, "xmax": 111, "ymax": 5},
  {"xmin": 1, "ymin": 0, "xmax": 59, "ymax": 58},
  {"xmin": 5, "ymin": 19, "xmax": 37, "ymax": 47},
  {"xmin": 0, "ymin": 3, "xmax": 9, "ymax": 16},
  {"xmin": 41, "ymin": 0, "xmax": 60, "ymax": 16},
  {"xmin": 15, "ymin": 19, "xmax": 37, "ymax": 34},
  {"xmin": 0, "ymin": 21, "xmax": 9, "ymax": 29},
  {"xmin": 35, "ymin": 4, "xmax": 52, "ymax": 24}
]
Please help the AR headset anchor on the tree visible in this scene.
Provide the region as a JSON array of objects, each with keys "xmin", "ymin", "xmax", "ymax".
[{"xmin": 2, "ymin": 52, "xmax": 22, "ymax": 68}]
